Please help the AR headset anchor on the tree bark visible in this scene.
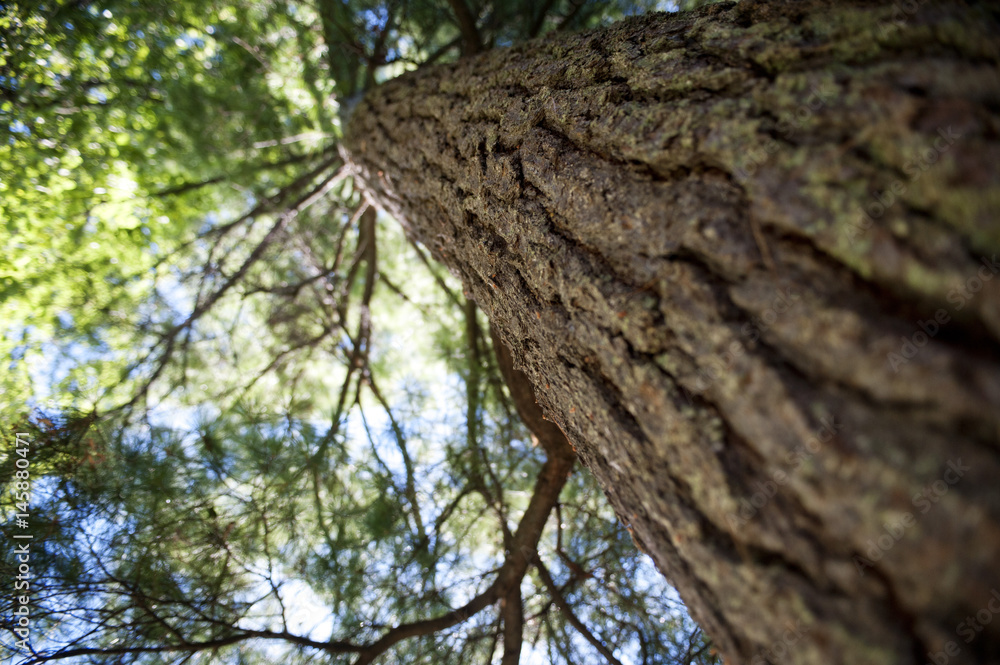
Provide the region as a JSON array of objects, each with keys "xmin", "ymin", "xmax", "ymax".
[{"xmin": 343, "ymin": 1, "xmax": 1000, "ymax": 663}]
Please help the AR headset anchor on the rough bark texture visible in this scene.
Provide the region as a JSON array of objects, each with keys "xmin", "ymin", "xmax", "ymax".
[{"xmin": 343, "ymin": 1, "xmax": 1000, "ymax": 663}]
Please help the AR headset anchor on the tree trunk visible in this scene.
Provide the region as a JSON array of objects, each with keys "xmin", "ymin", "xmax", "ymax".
[{"xmin": 343, "ymin": 1, "xmax": 1000, "ymax": 663}]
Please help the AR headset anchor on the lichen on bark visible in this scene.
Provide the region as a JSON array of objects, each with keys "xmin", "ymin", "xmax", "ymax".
[{"xmin": 343, "ymin": 1, "xmax": 1000, "ymax": 663}]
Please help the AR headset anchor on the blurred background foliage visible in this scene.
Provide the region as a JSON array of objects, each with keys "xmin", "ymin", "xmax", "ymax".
[{"xmin": 1, "ymin": 0, "xmax": 721, "ymax": 663}]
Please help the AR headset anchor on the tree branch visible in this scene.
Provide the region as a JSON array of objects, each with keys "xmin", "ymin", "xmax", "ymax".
[
  {"xmin": 351, "ymin": 583, "xmax": 500, "ymax": 665},
  {"xmin": 447, "ymin": 0, "xmax": 483, "ymax": 55},
  {"xmin": 501, "ymin": 583, "xmax": 524, "ymax": 665},
  {"xmin": 528, "ymin": 0, "xmax": 559, "ymax": 37},
  {"xmin": 152, "ymin": 150, "xmax": 323, "ymax": 198},
  {"xmin": 115, "ymin": 162, "xmax": 346, "ymax": 414},
  {"xmin": 19, "ymin": 629, "xmax": 360, "ymax": 665},
  {"xmin": 534, "ymin": 558, "xmax": 624, "ymax": 665},
  {"xmin": 489, "ymin": 324, "xmax": 573, "ymax": 460},
  {"xmin": 365, "ymin": 371, "xmax": 428, "ymax": 543}
]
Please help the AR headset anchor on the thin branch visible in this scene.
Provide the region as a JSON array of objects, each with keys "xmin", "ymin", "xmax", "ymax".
[
  {"xmin": 432, "ymin": 484, "xmax": 475, "ymax": 546},
  {"xmin": 309, "ymin": 205, "xmax": 377, "ymax": 544},
  {"xmin": 196, "ymin": 151, "xmax": 342, "ymax": 247},
  {"xmin": 408, "ymin": 238, "xmax": 463, "ymax": 308},
  {"xmin": 421, "ymin": 36, "xmax": 463, "ymax": 67},
  {"xmin": 557, "ymin": 0, "xmax": 589, "ymax": 31},
  {"xmin": 534, "ymin": 558, "xmax": 624, "ymax": 665},
  {"xmin": 365, "ymin": 371, "xmax": 427, "ymax": 544},
  {"xmin": 378, "ymin": 274, "xmax": 433, "ymax": 317},
  {"xmin": 114, "ymin": 163, "xmax": 346, "ymax": 414},
  {"xmin": 465, "ymin": 298, "xmax": 483, "ymax": 487},
  {"xmin": 152, "ymin": 151, "xmax": 322, "ymax": 198},
  {"xmin": 528, "ymin": 0, "xmax": 560, "ymax": 37},
  {"xmin": 464, "ymin": 301, "xmax": 512, "ymax": 536},
  {"xmin": 20, "ymin": 629, "xmax": 361, "ymax": 665}
]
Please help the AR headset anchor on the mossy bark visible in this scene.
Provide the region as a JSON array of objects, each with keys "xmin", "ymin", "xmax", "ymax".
[{"xmin": 343, "ymin": 1, "xmax": 1000, "ymax": 663}]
